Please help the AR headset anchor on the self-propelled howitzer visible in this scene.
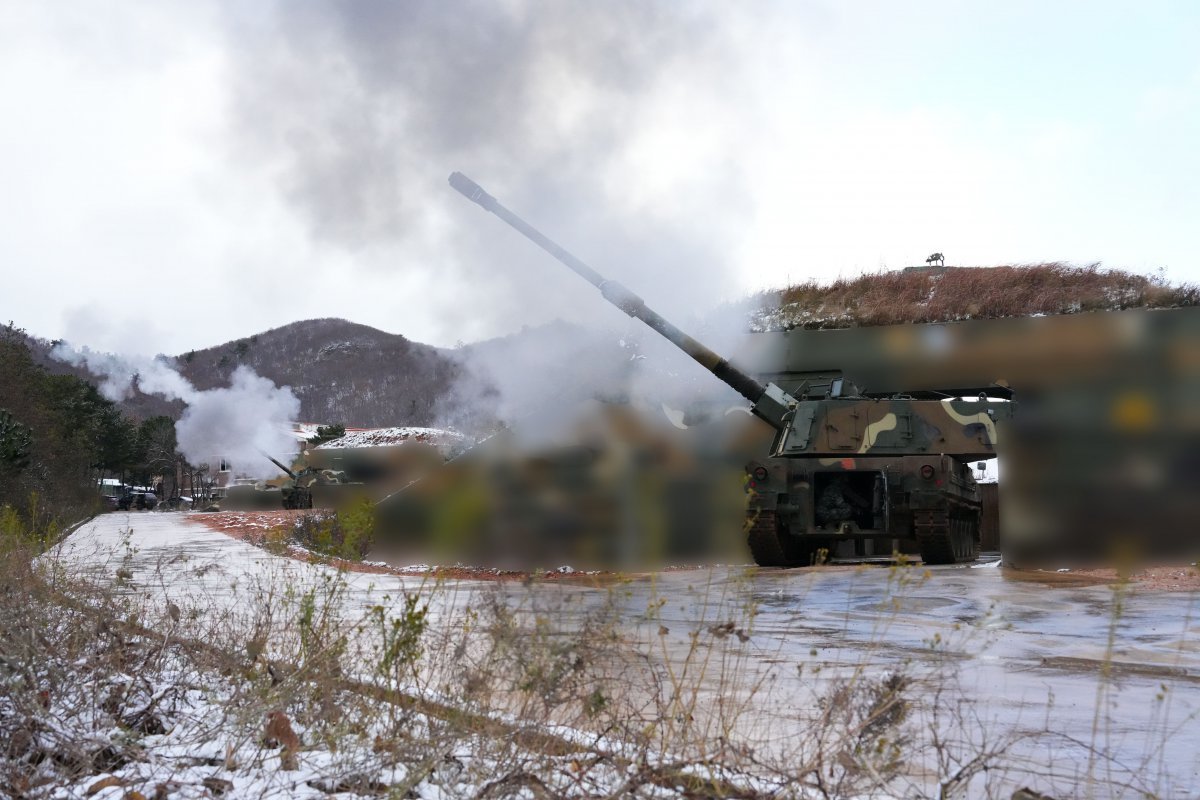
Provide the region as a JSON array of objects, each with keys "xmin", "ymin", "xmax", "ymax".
[
  {"xmin": 260, "ymin": 451, "xmax": 314, "ymax": 510},
  {"xmin": 449, "ymin": 172, "xmax": 1014, "ymax": 565}
]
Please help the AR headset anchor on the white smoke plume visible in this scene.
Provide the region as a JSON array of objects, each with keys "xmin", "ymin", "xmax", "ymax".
[
  {"xmin": 51, "ymin": 344, "xmax": 299, "ymax": 479},
  {"xmin": 215, "ymin": 2, "xmax": 771, "ymax": 441},
  {"xmin": 48, "ymin": 346, "xmax": 162, "ymax": 404},
  {"xmin": 220, "ymin": 2, "xmax": 749, "ymax": 340},
  {"xmin": 435, "ymin": 314, "xmax": 752, "ymax": 450},
  {"xmin": 174, "ymin": 367, "xmax": 300, "ymax": 478}
]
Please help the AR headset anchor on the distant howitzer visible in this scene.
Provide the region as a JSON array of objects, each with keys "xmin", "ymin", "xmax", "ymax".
[
  {"xmin": 262, "ymin": 449, "xmax": 372, "ymax": 511},
  {"xmin": 449, "ymin": 172, "xmax": 1012, "ymax": 462},
  {"xmin": 261, "ymin": 451, "xmax": 314, "ymax": 510}
]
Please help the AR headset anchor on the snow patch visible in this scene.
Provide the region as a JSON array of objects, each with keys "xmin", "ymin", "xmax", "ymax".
[{"xmin": 314, "ymin": 426, "xmax": 465, "ymax": 450}]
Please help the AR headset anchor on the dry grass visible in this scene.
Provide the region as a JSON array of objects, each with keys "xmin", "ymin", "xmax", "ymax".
[
  {"xmin": 0, "ymin": 521, "xmax": 934, "ymax": 798},
  {"xmin": 758, "ymin": 263, "xmax": 1199, "ymax": 330},
  {"xmin": 4, "ymin": 514, "xmax": 1196, "ymax": 798}
]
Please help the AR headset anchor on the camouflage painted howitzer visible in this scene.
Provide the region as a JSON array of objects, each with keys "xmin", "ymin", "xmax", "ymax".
[
  {"xmin": 262, "ymin": 453, "xmax": 310, "ymax": 509},
  {"xmin": 263, "ymin": 452, "xmax": 353, "ymax": 510},
  {"xmin": 449, "ymin": 173, "xmax": 1014, "ymax": 565}
]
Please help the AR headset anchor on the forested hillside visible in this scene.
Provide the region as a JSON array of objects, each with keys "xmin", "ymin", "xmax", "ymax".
[{"xmin": 0, "ymin": 324, "xmax": 180, "ymax": 531}]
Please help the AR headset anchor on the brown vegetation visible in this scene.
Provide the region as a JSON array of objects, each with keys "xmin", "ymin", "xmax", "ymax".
[
  {"xmin": 759, "ymin": 263, "xmax": 1199, "ymax": 330},
  {"xmin": 0, "ymin": 517, "xmax": 922, "ymax": 797},
  {"xmin": 7, "ymin": 506, "xmax": 1197, "ymax": 798}
]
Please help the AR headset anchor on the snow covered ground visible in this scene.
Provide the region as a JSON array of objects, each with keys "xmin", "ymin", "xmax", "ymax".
[
  {"xmin": 314, "ymin": 426, "xmax": 466, "ymax": 450},
  {"xmin": 29, "ymin": 513, "xmax": 1200, "ymax": 799}
]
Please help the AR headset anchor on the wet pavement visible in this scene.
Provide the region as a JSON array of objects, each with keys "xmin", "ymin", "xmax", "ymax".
[{"xmin": 55, "ymin": 512, "xmax": 1200, "ymax": 798}]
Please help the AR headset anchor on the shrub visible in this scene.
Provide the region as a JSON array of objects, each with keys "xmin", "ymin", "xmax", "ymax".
[{"xmin": 290, "ymin": 498, "xmax": 375, "ymax": 561}]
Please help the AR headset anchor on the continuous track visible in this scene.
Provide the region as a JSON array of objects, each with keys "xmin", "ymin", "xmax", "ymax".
[
  {"xmin": 747, "ymin": 509, "xmax": 789, "ymax": 567},
  {"xmin": 914, "ymin": 508, "xmax": 980, "ymax": 565}
]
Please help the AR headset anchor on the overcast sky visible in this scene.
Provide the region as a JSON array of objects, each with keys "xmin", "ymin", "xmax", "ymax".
[{"xmin": 2, "ymin": 1, "xmax": 1197, "ymax": 356}]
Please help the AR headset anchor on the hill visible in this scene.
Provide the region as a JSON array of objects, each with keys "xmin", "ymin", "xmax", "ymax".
[
  {"xmin": 749, "ymin": 263, "xmax": 1199, "ymax": 332},
  {"xmin": 175, "ymin": 318, "xmax": 459, "ymax": 428},
  {"xmin": 20, "ymin": 317, "xmax": 606, "ymax": 431}
]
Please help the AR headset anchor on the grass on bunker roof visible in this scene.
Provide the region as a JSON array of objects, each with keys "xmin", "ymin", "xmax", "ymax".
[{"xmin": 754, "ymin": 262, "xmax": 1199, "ymax": 330}]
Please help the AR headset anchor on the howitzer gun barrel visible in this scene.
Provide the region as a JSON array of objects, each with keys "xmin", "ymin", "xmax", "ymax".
[
  {"xmin": 261, "ymin": 451, "xmax": 298, "ymax": 481},
  {"xmin": 449, "ymin": 173, "xmax": 1014, "ymax": 459},
  {"xmin": 449, "ymin": 172, "xmax": 787, "ymax": 427}
]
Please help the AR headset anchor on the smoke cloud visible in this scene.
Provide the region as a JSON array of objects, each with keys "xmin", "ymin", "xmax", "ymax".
[
  {"xmin": 212, "ymin": 2, "xmax": 781, "ymax": 439},
  {"xmin": 51, "ymin": 345, "xmax": 299, "ymax": 479},
  {"xmin": 174, "ymin": 367, "xmax": 301, "ymax": 478},
  {"xmin": 50, "ymin": 346, "xmax": 192, "ymax": 405},
  {"xmin": 218, "ymin": 1, "xmax": 751, "ymax": 339},
  {"xmin": 433, "ymin": 316, "xmax": 754, "ymax": 450}
]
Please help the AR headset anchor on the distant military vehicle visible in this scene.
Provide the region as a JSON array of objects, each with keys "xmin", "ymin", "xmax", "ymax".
[
  {"xmin": 259, "ymin": 429, "xmax": 461, "ymax": 513},
  {"xmin": 262, "ymin": 452, "xmax": 355, "ymax": 510},
  {"xmin": 449, "ymin": 172, "xmax": 1014, "ymax": 565},
  {"xmin": 117, "ymin": 489, "xmax": 158, "ymax": 511}
]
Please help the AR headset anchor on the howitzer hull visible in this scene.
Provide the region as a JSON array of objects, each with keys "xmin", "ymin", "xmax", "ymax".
[
  {"xmin": 745, "ymin": 452, "xmax": 986, "ymax": 566},
  {"xmin": 755, "ymin": 396, "xmax": 1006, "ymax": 565}
]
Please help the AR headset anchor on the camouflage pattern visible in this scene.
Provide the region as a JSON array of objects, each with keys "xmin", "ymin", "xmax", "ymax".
[
  {"xmin": 255, "ymin": 450, "xmax": 363, "ymax": 511},
  {"xmin": 772, "ymin": 397, "xmax": 1013, "ymax": 459},
  {"xmin": 278, "ymin": 468, "xmax": 350, "ymax": 510}
]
